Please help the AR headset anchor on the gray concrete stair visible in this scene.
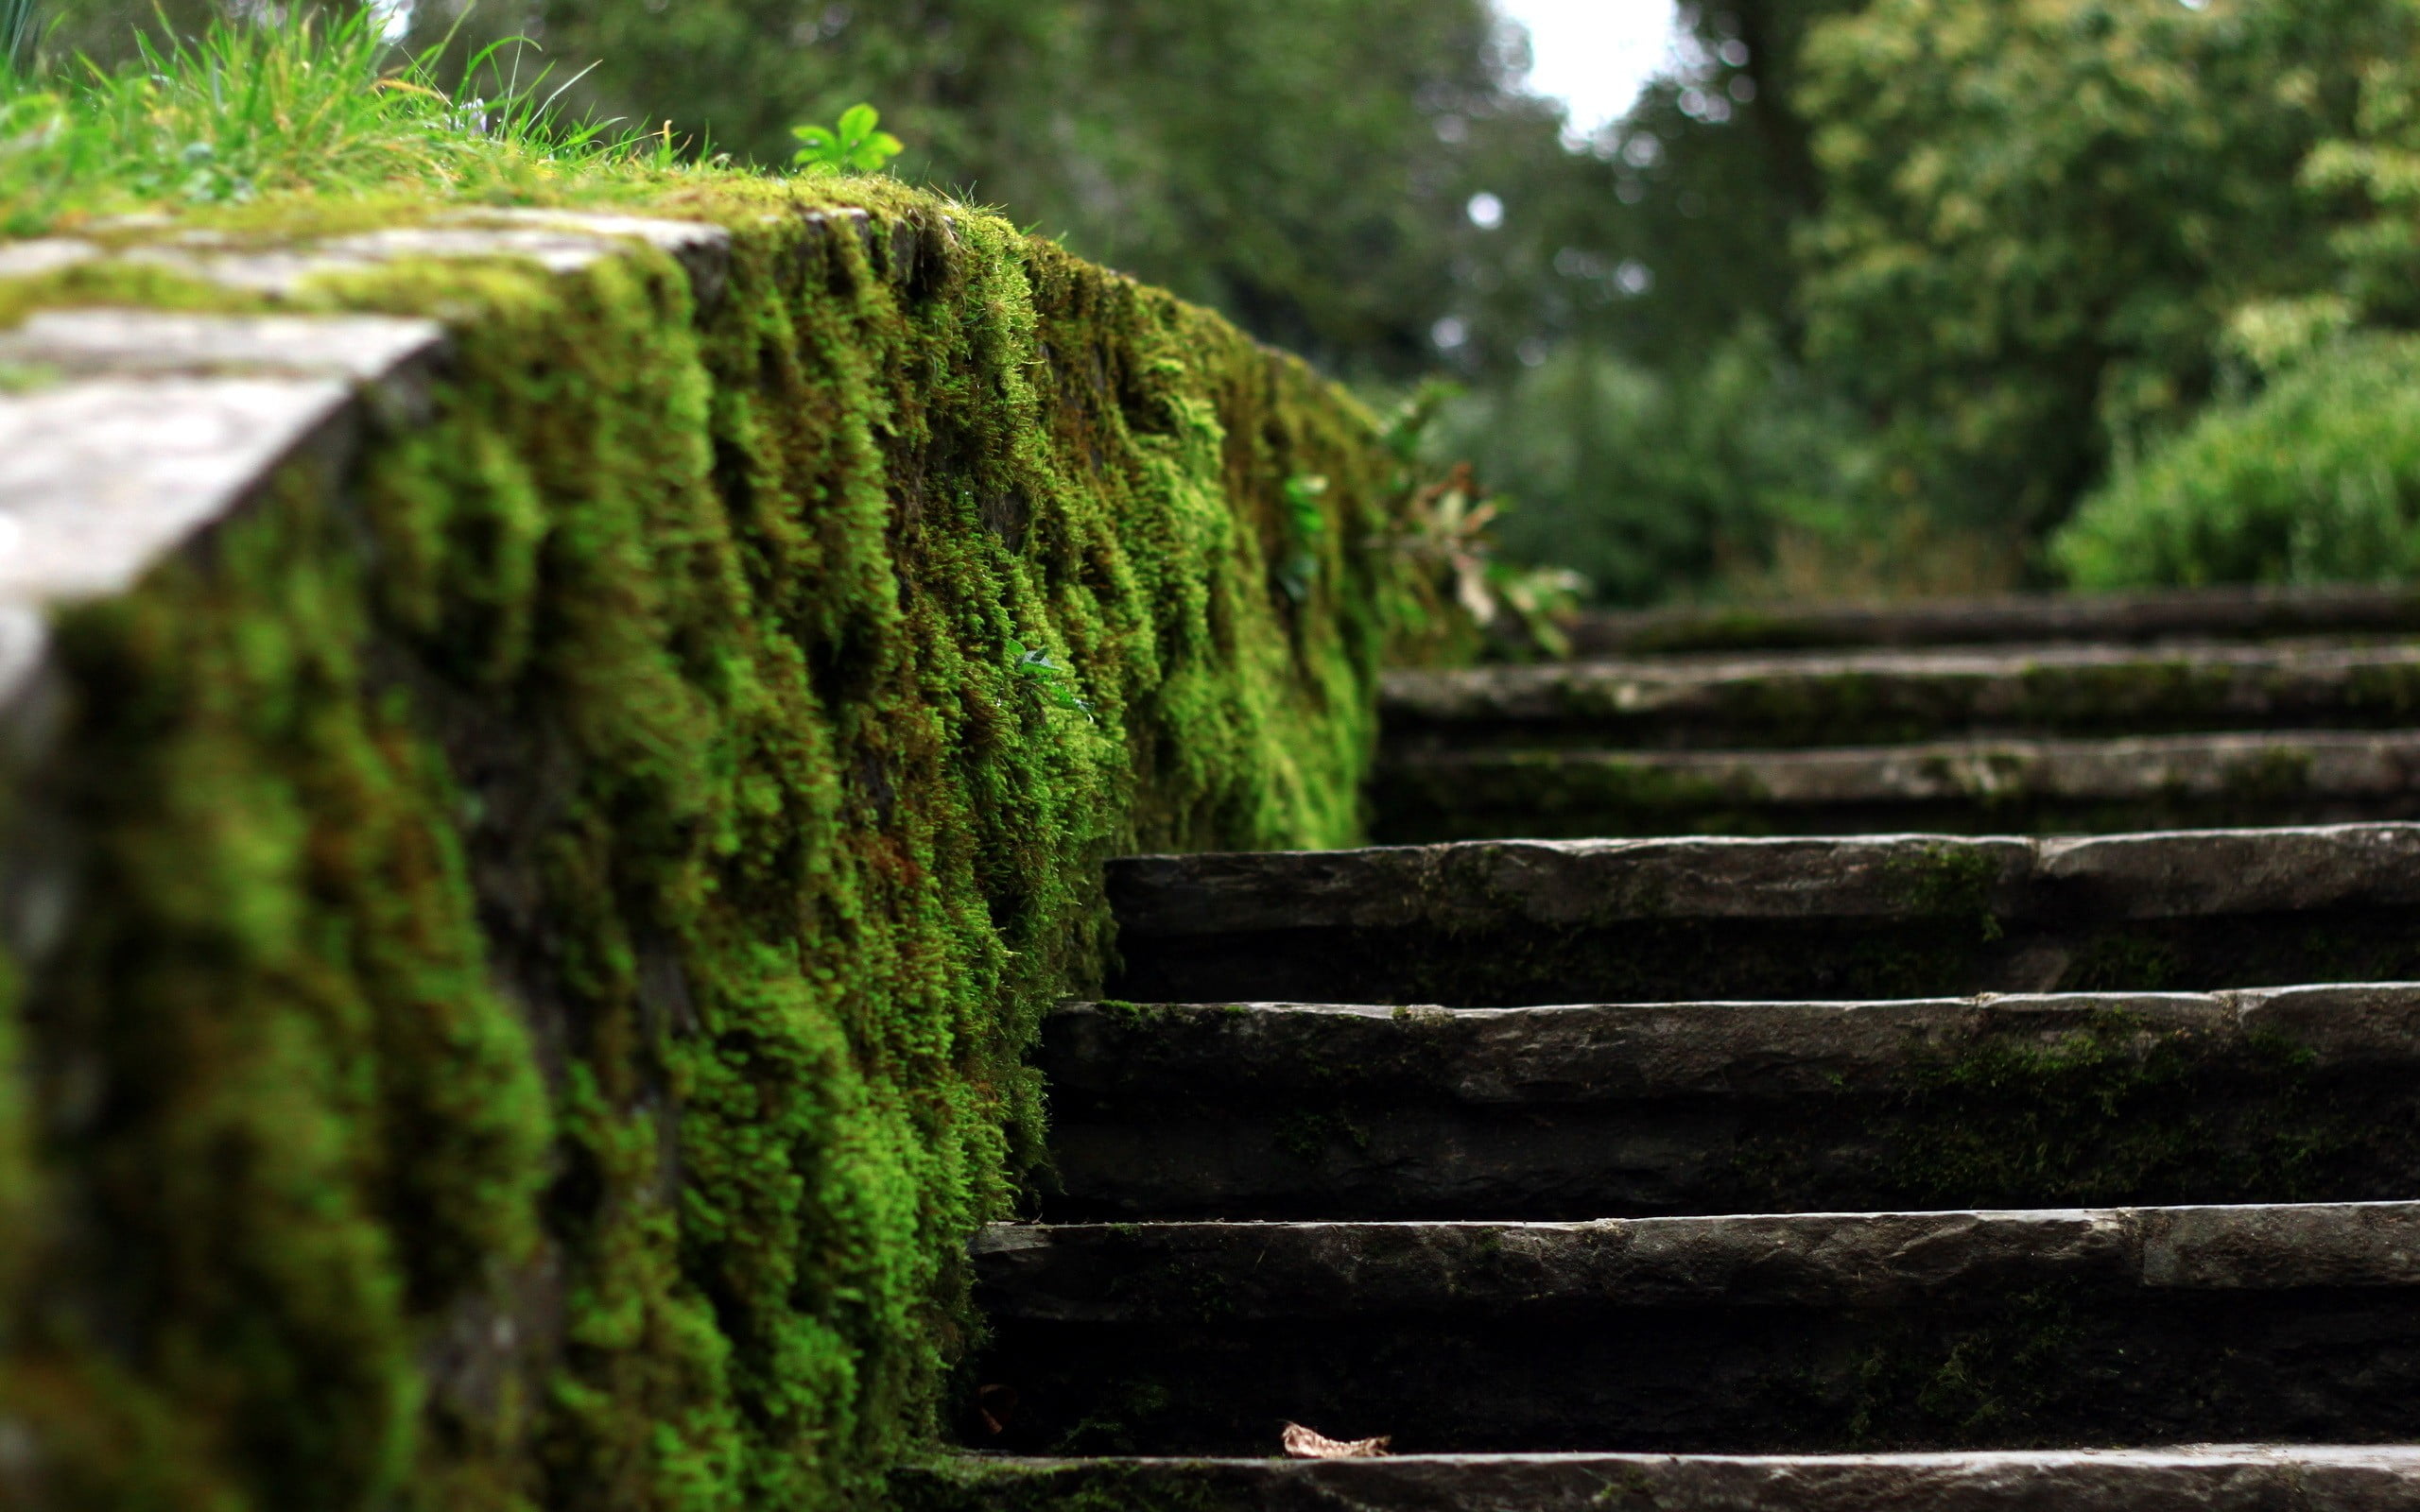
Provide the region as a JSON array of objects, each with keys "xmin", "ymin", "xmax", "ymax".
[{"xmin": 1040, "ymin": 987, "xmax": 2420, "ymax": 1219}]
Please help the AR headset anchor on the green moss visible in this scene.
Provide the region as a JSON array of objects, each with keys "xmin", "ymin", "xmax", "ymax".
[
  {"xmin": 0, "ymin": 182, "xmax": 1446, "ymax": 1508},
  {"xmin": 1722, "ymin": 1009, "xmax": 2346, "ymax": 1211}
]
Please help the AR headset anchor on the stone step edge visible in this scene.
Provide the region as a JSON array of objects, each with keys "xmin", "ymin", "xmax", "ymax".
[
  {"xmin": 1567, "ymin": 583, "xmax": 2420, "ymax": 656},
  {"xmin": 1378, "ymin": 730, "xmax": 2420, "ymax": 805},
  {"xmin": 1108, "ymin": 823, "xmax": 2420, "ymax": 937},
  {"xmin": 895, "ymin": 1445, "xmax": 2420, "ymax": 1511},
  {"xmin": 1382, "ymin": 643, "xmax": 2420, "ymax": 734},
  {"xmin": 974, "ymin": 1200, "xmax": 2420, "ymax": 1318},
  {"xmin": 1042, "ymin": 984, "xmax": 2420, "ymax": 1102}
]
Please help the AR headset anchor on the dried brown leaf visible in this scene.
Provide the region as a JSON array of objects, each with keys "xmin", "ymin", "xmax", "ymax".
[{"xmin": 1279, "ymin": 1421, "xmax": 1392, "ymax": 1459}]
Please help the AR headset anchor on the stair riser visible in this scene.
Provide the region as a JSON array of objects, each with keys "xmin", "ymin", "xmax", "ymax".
[
  {"xmin": 1113, "ymin": 910, "xmax": 2420, "ymax": 1005},
  {"xmin": 1047, "ymin": 1074, "xmax": 2416, "ymax": 1219},
  {"xmin": 977, "ymin": 1292, "xmax": 2420, "ymax": 1455},
  {"xmin": 1046, "ymin": 992, "xmax": 2420, "ymax": 1218}
]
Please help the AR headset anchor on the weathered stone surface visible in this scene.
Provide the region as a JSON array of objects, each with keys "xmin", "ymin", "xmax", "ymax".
[
  {"xmin": 1383, "ymin": 642, "xmax": 2420, "ymax": 750},
  {"xmin": 0, "ymin": 307, "xmax": 450, "ymax": 384},
  {"xmin": 971, "ymin": 1206, "xmax": 2420, "ymax": 1453},
  {"xmin": 1105, "ymin": 827, "xmax": 2420, "ymax": 1003},
  {"xmin": 1054, "ymin": 987, "xmax": 2420, "ymax": 1104},
  {"xmin": 901, "ymin": 1446, "xmax": 2420, "ymax": 1511},
  {"xmin": 0, "ymin": 313, "xmax": 444, "ymax": 607},
  {"xmin": 976, "ymin": 1203, "xmax": 2420, "ymax": 1318},
  {"xmin": 1569, "ymin": 583, "xmax": 2420, "ymax": 656},
  {"xmin": 1039, "ymin": 988, "xmax": 2420, "ymax": 1218},
  {"xmin": 897, "ymin": 1447, "xmax": 2420, "ymax": 1512},
  {"xmin": 114, "ymin": 210, "xmax": 734, "ymax": 309},
  {"xmin": 0, "ymin": 239, "xmax": 99, "ymax": 280},
  {"xmin": 1374, "ymin": 730, "xmax": 2420, "ymax": 842}
]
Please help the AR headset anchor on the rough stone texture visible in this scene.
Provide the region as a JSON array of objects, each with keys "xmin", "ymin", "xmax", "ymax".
[
  {"xmin": 1039, "ymin": 988, "xmax": 2420, "ymax": 1219},
  {"xmin": 1569, "ymin": 584, "xmax": 2420, "ymax": 656},
  {"xmin": 0, "ymin": 314, "xmax": 444, "ymax": 607},
  {"xmin": 971, "ymin": 1206, "xmax": 2420, "ymax": 1454},
  {"xmin": 1053, "ymin": 987, "xmax": 2420, "ymax": 1103},
  {"xmin": 1104, "ymin": 826, "xmax": 2420, "ymax": 1003},
  {"xmin": 1382, "ymin": 642, "xmax": 2420, "ymax": 750},
  {"xmin": 1374, "ymin": 730, "xmax": 2420, "ymax": 842},
  {"xmin": 975, "ymin": 1203, "xmax": 2420, "ymax": 1318},
  {"xmin": 118, "ymin": 211, "xmax": 735, "ymax": 307},
  {"xmin": 897, "ymin": 1447, "xmax": 2420, "ymax": 1512}
]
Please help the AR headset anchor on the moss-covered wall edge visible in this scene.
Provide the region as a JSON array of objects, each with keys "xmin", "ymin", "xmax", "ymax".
[{"xmin": 0, "ymin": 180, "xmax": 1462, "ymax": 1510}]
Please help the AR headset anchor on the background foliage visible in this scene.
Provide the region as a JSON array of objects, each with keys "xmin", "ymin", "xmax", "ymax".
[{"xmin": 38, "ymin": 0, "xmax": 2420, "ymax": 599}]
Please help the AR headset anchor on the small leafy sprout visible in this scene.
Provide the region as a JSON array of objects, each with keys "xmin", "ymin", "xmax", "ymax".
[
  {"xmin": 1007, "ymin": 636, "xmax": 1096, "ymax": 723},
  {"xmin": 791, "ymin": 102, "xmax": 904, "ymax": 175},
  {"xmin": 1277, "ymin": 473, "xmax": 1328, "ymax": 604}
]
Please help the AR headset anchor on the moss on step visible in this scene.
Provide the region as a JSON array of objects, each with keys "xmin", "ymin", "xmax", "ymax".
[{"xmin": 0, "ymin": 182, "xmax": 1453, "ymax": 1509}]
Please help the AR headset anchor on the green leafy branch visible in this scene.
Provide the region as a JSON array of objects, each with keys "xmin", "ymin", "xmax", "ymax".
[{"xmin": 791, "ymin": 102, "xmax": 903, "ymax": 175}]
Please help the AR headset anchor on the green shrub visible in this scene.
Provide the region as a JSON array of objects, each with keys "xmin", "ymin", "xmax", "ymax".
[{"xmin": 2052, "ymin": 335, "xmax": 2420, "ymax": 589}]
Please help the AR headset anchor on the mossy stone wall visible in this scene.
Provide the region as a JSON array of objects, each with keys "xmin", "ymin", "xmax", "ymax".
[{"xmin": 0, "ymin": 184, "xmax": 1449, "ymax": 1509}]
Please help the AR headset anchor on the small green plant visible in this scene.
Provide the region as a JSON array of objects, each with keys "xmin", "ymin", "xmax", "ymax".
[
  {"xmin": 1276, "ymin": 472, "xmax": 1327, "ymax": 604},
  {"xmin": 790, "ymin": 102, "xmax": 903, "ymax": 175},
  {"xmin": 1006, "ymin": 636, "xmax": 1095, "ymax": 723}
]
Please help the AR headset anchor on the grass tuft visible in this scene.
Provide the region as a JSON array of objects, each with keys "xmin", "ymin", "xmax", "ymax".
[{"xmin": 0, "ymin": 5, "xmax": 692, "ymax": 235}]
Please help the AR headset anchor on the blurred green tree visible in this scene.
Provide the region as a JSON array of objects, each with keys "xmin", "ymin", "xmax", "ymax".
[
  {"xmin": 397, "ymin": 0, "xmax": 1607, "ymax": 378},
  {"xmin": 1793, "ymin": 0, "xmax": 2415, "ymax": 541}
]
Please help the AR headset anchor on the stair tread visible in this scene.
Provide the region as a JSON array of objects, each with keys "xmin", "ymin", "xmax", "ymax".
[
  {"xmin": 977, "ymin": 1199, "xmax": 2420, "ymax": 1317},
  {"xmin": 901, "ymin": 1445, "xmax": 2420, "ymax": 1511},
  {"xmin": 1386, "ymin": 729, "xmax": 2420, "ymax": 799},
  {"xmin": 1566, "ymin": 583, "xmax": 2420, "ymax": 656},
  {"xmin": 1113, "ymin": 825, "xmax": 2420, "ymax": 936},
  {"xmin": 1375, "ymin": 730, "xmax": 2420, "ymax": 841},
  {"xmin": 1382, "ymin": 642, "xmax": 2420, "ymax": 749},
  {"xmin": 1046, "ymin": 985, "xmax": 2420, "ymax": 1101}
]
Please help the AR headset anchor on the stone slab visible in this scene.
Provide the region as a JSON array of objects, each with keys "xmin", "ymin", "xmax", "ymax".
[
  {"xmin": 976, "ymin": 1202, "xmax": 2420, "ymax": 1318},
  {"xmin": 1382, "ymin": 642, "xmax": 2420, "ymax": 750},
  {"xmin": 972, "ymin": 1205, "xmax": 2420, "ymax": 1453},
  {"xmin": 1105, "ymin": 827, "xmax": 2420, "ymax": 1004},
  {"xmin": 1569, "ymin": 584, "xmax": 2420, "ymax": 655},
  {"xmin": 896, "ymin": 1447, "xmax": 2420, "ymax": 1512},
  {"xmin": 1050, "ymin": 986, "xmax": 2420, "ymax": 1102},
  {"xmin": 1040, "ymin": 987, "xmax": 2420, "ymax": 1219},
  {"xmin": 0, "ymin": 312, "xmax": 445, "ymax": 605},
  {"xmin": 1374, "ymin": 730, "xmax": 2420, "ymax": 842},
  {"xmin": 1111, "ymin": 828, "xmax": 2420, "ymax": 936}
]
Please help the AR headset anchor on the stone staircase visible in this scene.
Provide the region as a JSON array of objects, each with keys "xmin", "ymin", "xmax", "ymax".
[{"xmin": 901, "ymin": 588, "xmax": 2420, "ymax": 1509}]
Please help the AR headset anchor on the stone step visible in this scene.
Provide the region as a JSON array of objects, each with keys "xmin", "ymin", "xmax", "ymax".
[
  {"xmin": 1106, "ymin": 825, "xmax": 2420, "ymax": 1005},
  {"xmin": 1570, "ymin": 584, "xmax": 2420, "ymax": 657},
  {"xmin": 970, "ymin": 1202, "xmax": 2420, "ymax": 1455},
  {"xmin": 897, "ymin": 1446, "xmax": 2420, "ymax": 1512},
  {"xmin": 1380, "ymin": 642, "xmax": 2420, "ymax": 752},
  {"xmin": 1371, "ymin": 730, "xmax": 2420, "ymax": 843},
  {"xmin": 1040, "ymin": 987, "xmax": 2420, "ymax": 1220}
]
